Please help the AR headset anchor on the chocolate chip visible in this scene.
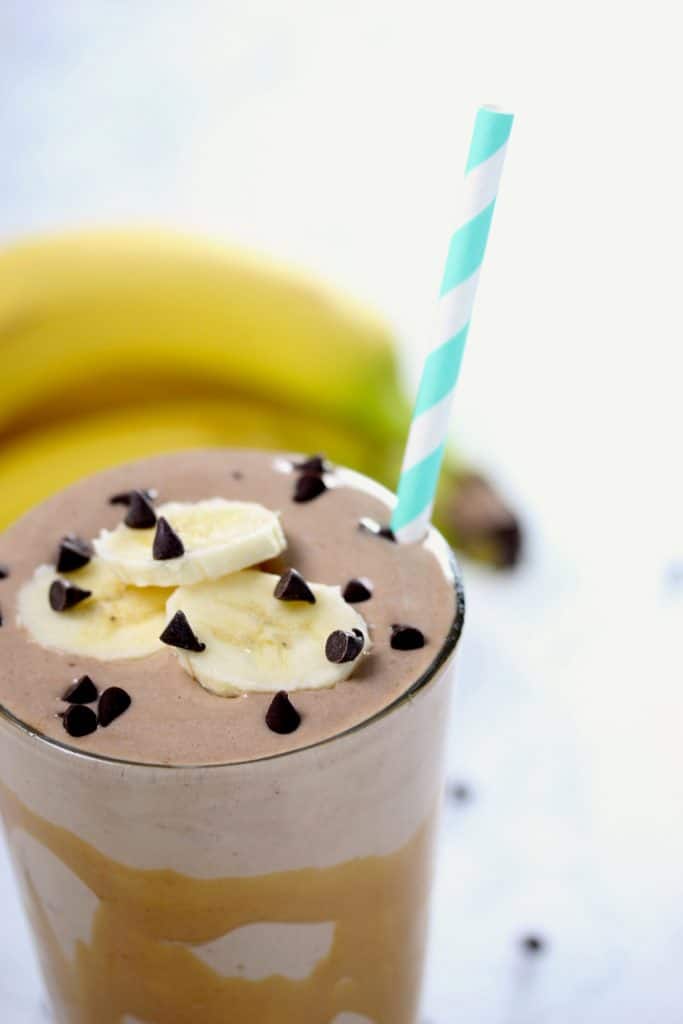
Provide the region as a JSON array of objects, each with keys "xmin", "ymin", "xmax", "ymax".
[
  {"xmin": 273, "ymin": 569, "xmax": 316, "ymax": 604},
  {"xmin": 390, "ymin": 624, "xmax": 425, "ymax": 650},
  {"xmin": 124, "ymin": 490, "xmax": 157, "ymax": 529},
  {"xmin": 265, "ymin": 691, "xmax": 301, "ymax": 734},
  {"xmin": 450, "ymin": 782, "xmax": 472, "ymax": 803},
  {"xmin": 325, "ymin": 629, "xmax": 364, "ymax": 663},
  {"xmin": 293, "ymin": 473, "xmax": 327, "ymax": 503},
  {"xmin": 293, "ymin": 454, "xmax": 327, "ymax": 474},
  {"xmin": 49, "ymin": 579, "xmax": 92, "ymax": 612},
  {"xmin": 159, "ymin": 610, "xmax": 206, "ymax": 652},
  {"xmin": 520, "ymin": 934, "xmax": 546, "ymax": 955},
  {"xmin": 62, "ymin": 675, "xmax": 98, "ymax": 704},
  {"xmin": 109, "ymin": 487, "xmax": 157, "ymax": 506},
  {"xmin": 342, "ymin": 577, "xmax": 373, "ymax": 603},
  {"xmin": 359, "ymin": 518, "xmax": 396, "ymax": 542},
  {"xmin": 153, "ymin": 517, "xmax": 185, "ymax": 560},
  {"xmin": 56, "ymin": 535, "xmax": 93, "ymax": 573},
  {"xmin": 0, "ymin": 564, "xmax": 9, "ymax": 579},
  {"xmin": 62, "ymin": 705, "xmax": 97, "ymax": 738},
  {"xmin": 98, "ymin": 687, "xmax": 132, "ymax": 727}
]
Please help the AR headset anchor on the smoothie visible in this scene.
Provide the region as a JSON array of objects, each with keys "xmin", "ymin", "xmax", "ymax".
[{"xmin": 0, "ymin": 449, "xmax": 463, "ymax": 1023}]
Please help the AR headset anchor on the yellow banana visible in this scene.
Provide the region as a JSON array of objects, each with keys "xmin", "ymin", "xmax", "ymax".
[
  {"xmin": 0, "ymin": 231, "xmax": 520, "ymax": 566},
  {"xmin": 0, "ymin": 397, "xmax": 383, "ymax": 529},
  {"xmin": 0, "ymin": 230, "xmax": 404, "ymax": 441}
]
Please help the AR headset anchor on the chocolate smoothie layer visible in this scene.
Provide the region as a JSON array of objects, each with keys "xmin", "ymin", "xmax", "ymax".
[{"xmin": 0, "ymin": 449, "xmax": 459, "ymax": 765}]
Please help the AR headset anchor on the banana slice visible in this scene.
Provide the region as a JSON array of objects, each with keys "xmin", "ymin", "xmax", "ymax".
[
  {"xmin": 164, "ymin": 570, "xmax": 370, "ymax": 696},
  {"xmin": 94, "ymin": 498, "xmax": 286, "ymax": 587},
  {"xmin": 17, "ymin": 561, "xmax": 171, "ymax": 660}
]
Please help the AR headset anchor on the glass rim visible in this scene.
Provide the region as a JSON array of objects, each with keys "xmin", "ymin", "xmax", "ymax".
[{"xmin": 0, "ymin": 457, "xmax": 465, "ymax": 771}]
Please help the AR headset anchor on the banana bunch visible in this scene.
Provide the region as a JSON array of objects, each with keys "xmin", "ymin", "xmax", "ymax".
[{"xmin": 0, "ymin": 230, "xmax": 520, "ymax": 566}]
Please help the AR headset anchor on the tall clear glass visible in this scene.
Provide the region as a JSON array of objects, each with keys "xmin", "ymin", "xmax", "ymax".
[{"xmin": 0, "ymin": 535, "xmax": 463, "ymax": 1024}]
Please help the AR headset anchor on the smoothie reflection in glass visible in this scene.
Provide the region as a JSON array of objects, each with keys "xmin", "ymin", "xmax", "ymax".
[{"xmin": 0, "ymin": 448, "xmax": 463, "ymax": 1024}]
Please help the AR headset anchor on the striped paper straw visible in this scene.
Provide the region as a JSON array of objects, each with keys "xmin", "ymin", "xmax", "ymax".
[{"xmin": 391, "ymin": 105, "xmax": 513, "ymax": 543}]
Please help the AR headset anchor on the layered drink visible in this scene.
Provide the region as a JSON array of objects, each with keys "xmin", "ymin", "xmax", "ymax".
[{"xmin": 0, "ymin": 449, "xmax": 463, "ymax": 1023}]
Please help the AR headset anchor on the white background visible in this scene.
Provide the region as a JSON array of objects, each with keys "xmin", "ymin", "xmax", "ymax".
[{"xmin": 1, "ymin": 2, "xmax": 681, "ymax": 1021}]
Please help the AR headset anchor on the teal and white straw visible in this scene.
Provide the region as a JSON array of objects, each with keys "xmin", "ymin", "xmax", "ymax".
[{"xmin": 391, "ymin": 105, "xmax": 514, "ymax": 543}]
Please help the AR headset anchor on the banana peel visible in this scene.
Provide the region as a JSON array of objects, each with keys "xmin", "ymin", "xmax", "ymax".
[{"xmin": 0, "ymin": 230, "xmax": 521, "ymax": 568}]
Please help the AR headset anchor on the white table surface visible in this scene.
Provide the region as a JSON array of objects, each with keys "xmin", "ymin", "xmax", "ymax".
[{"xmin": 1, "ymin": 3, "xmax": 681, "ymax": 1021}]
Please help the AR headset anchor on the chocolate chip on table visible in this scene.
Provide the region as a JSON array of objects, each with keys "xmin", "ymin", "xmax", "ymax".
[
  {"xmin": 342, "ymin": 577, "xmax": 373, "ymax": 603},
  {"xmin": 293, "ymin": 473, "xmax": 327, "ymax": 503},
  {"xmin": 98, "ymin": 687, "xmax": 132, "ymax": 727},
  {"xmin": 325, "ymin": 629, "xmax": 364, "ymax": 664},
  {"xmin": 62, "ymin": 675, "xmax": 98, "ymax": 704},
  {"xmin": 520, "ymin": 934, "xmax": 547, "ymax": 955},
  {"xmin": 358, "ymin": 518, "xmax": 396, "ymax": 542},
  {"xmin": 449, "ymin": 782, "xmax": 472, "ymax": 803},
  {"xmin": 273, "ymin": 569, "xmax": 316, "ymax": 604},
  {"xmin": 62, "ymin": 704, "xmax": 97, "ymax": 738},
  {"xmin": 390, "ymin": 624, "xmax": 425, "ymax": 650},
  {"xmin": 265, "ymin": 691, "xmax": 301, "ymax": 734},
  {"xmin": 109, "ymin": 487, "xmax": 157, "ymax": 506},
  {"xmin": 153, "ymin": 517, "xmax": 185, "ymax": 560},
  {"xmin": 159, "ymin": 610, "xmax": 206, "ymax": 652},
  {"xmin": 0, "ymin": 564, "xmax": 9, "ymax": 579},
  {"xmin": 56, "ymin": 535, "xmax": 93, "ymax": 573},
  {"xmin": 124, "ymin": 490, "xmax": 157, "ymax": 529},
  {"xmin": 49, "ymin": 579, "xmax": 92, "ymax": 612},
  {"xmin": 293, "ymin": 454, "xmax": 327, "ymax": 475}
]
